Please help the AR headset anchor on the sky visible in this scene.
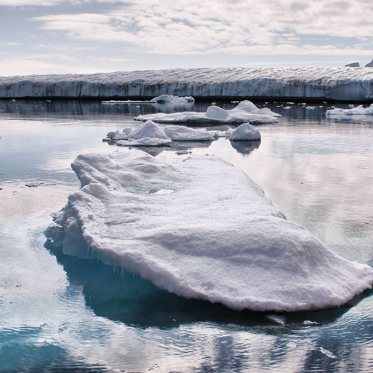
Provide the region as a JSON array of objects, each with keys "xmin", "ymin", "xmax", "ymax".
[{"xmin": 1, "ymin": 0, "xmax": 373, "ymax": 76}]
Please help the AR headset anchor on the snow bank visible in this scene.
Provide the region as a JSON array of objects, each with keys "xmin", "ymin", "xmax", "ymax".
[
  {"xmin": 229, "ymin": 123, "xmax": 261, "ymax": 141},
  {"xmin": 3, "ymin": 67, "xmax": 373, "ymax": 101},
  {"xmin": 46, "ymin": 151, "xmax": 373, "ymax": 312},
  {"xmin": 326, "ymin": 104, "xmax": 373, "ymax": 116},
  {"xmin": 134, "ymin": 100, "xmax": 280, "ymax": 125}
]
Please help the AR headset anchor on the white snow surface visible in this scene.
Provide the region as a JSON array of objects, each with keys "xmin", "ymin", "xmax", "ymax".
[
  {"xmin": 116, "ymin": 120, "xmax": 172, "ymax": 147},
  {"xmin": 135, "ymin": 100, "xmax": 280, "ymax": 124},
  {"xmin": 163, "ymin": 126, "xmax": 214, "ymax": 141},
  {"xmin": 229, "ymin": 123, "xmax": 261, "ymax": 141},
  {"xmin": 3, "ymin": 67, "xmax": 373, "ymax": 101},
  {"xmin": 326, "ymin": 104, "xmax": 373, "ymax": 116},
  {"xmin": 48, "ymin": 151, "xmax": 373, "ymax": 312}
]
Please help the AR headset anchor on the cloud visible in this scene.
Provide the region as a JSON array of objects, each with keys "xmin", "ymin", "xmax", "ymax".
[
  {"xmin": 0, "ymin": 54, "xmax": 107, "ymax": 76},
  {"xmin": 27, "ymin": 0, "xmax": 373, "ymax": 56}
]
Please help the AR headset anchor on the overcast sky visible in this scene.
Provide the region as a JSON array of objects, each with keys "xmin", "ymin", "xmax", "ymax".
[{"xmin": 1, "ymin": 0, "xmax": 373, "ymax": 76}]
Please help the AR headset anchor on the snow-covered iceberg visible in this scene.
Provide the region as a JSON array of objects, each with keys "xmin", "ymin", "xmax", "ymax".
[
  {"xmin": 116, "ymin": 120, "xmax": 172, "ymax": 147},
  {"xmin": 2, "ymin": 67, "xmax": 373, "ymax": 101},
  {"xmin": 228, "ymin": 123, "xmax": 261, "ymax": 141},
  {"xmin": 326, "ymin": 104, "xmax": 373, "ymax": 116},
  {"xmin": 134, "ymin": 100, "xmax": 280, "ymax": 125},
  {"xmin": 104, "ymin": 121, "xmax": 214, "ymax": 145},
  {"xmin": 163, "ymin": 126, "xmax": 214, "ymax": 141},
  {"xmin": 46, "ymin": 151, "xmax": 373, "ymax": 312}
]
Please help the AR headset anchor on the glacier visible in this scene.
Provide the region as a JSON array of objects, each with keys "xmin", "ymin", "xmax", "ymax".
[
  {"xmin": 46, "ymin": 150, "xmax": 373, "ymax": 312},
  {"xmin": 2, "ymin": 67, "xmax": 373, "ymax": 101}
]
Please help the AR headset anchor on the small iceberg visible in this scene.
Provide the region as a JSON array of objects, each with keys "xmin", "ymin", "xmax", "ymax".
[
  {"xmin": 134, "ymin": 100, "xmax": 280, "ymax": 125},
  {"xmin": 116, "ymin": 120, "xmax": 172, "ymax": 147},
  {"xmin": 46, "ymin": 151, "xmax": 373, "ymax": 312},
  {"xmin": 326, "ymin": 104, "xmax": 373, "ymax": 116},
  {"xmin": 228, "ymin": 123, "xmax": 261, "ymax": 141},
  {"xmin": 150, "ymin": 95, "xmax": 195, "ymax": 104},
  {"xmin": 104, "ymin": 121, "xmax": 215, "ymax": 146}
]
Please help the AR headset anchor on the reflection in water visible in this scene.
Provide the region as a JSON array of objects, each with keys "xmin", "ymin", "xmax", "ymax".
[
  {"xmin": 230, "ymin": 139, "xmax": 261, "ymax": 155},
  {"xmin": 44, "ymin": 236, "xmax": 352, "ymax": 330},
  {"xmin": 41, "ymin": 237, "xmax": 373, "ymax": 372},
  {"xmin": 0, "ymin": 99, "xmax": 205, "ymax": 118}
]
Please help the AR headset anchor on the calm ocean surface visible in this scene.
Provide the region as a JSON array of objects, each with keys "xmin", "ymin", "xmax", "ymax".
[{"xmin": 1, "ymin": 100, "xmax": 373, "ymax": 372}]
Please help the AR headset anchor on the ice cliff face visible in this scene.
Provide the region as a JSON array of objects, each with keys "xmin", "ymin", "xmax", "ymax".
[{"xmin": 2, "ymin": 67, "xmax": 373, "ymax": 101}]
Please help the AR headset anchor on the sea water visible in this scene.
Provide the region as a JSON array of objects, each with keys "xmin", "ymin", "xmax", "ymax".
[{"xmin": 0, "ymin": 100, "xmax": 373, "ymax": 372}]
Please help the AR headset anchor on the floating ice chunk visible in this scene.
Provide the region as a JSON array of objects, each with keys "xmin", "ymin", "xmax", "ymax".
[
  {"xmin": 122, "ymin": 128, "xmax": 132, "ymax": 135},
  {"xmin": 319, "ymin": 347, "xmax": 337, "ymax": 359},
  {"xmin": 46, "ymin": 151, "xmax": 373, "ymax": 312},
  {"xmin": 150, "ymin": 95, "xmax": 195, "ymax": 104},
  {"xmin": 233, "ymin": 101, "xmax": 279, "ymax": 117},
  {"xmin": 113, "ymin": 133, "xmax": 129, "ymax": 140},
  {"xmin": 115, "ymin": 120, "xmax": 172, "ymax": 147},
  {"xmin": 129, "ymin": 120, "xmax": 170, "ymax": 141},
  {"xmin": 134, "ymin": 101, "xmax": 280, "ymax": 125},
  {"xmin": 303, "ymin": 320, "xmax": 320, "ymax": 326},
  {"xmin": 206, "ymin": 105, "xmax": 230, "ymax": 120},
  {"xmin": 164, "ymin": 126, "xmax": 214, "ymax": 141},
  {"xmin": 229, "ymin": 123, "xmax": 261, "ymax": 141},
  {"xmin": 326, "ymin": 104, "xmax": 373, "ymax": 116},
  {"xmin": 109, "ymin": 120, "xmax": 172, "ymax": 147},
  {"xmin": 265, "ymin": 314, "xmax": 286, "ymax": 325},
  {"xmin": 106, "ymin": 131, "xmax": 118, "ymax": 139}
]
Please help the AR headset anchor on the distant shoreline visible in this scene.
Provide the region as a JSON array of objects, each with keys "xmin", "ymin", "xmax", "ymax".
[{"xmin": 1, "ymin": 67, "xmax": 373, "ymax": 102}]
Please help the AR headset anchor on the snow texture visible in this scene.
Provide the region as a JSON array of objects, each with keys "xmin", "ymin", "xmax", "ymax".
[
  {"xmin": 326, "ymin": 104, "xmax": 373, "ymax": 116},
  {"xmin": 134, "ymin": 101, "xmax": 280, "ymax": 125},
  {"xmin": 47, "ymin": 151, "xmax": 373, "ymax": 312},
  {"xmin": 229, "ymin": 123, "xmax": 261, "ymax": 141},
  {"xmin": 116, "ymin": 120, "xmax": 172, "ymax": 147},
  {"xmin": 163, "ymin": 126, "xmax": 214, "ymax": 141},
  {"xmin": 2, "ymin": 67, "xmax": 373, "ymax": 101}
]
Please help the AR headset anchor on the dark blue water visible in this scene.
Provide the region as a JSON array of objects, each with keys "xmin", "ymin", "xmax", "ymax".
[{"xmin": 1, "ymin": 100, "xmax": 373, "ymax": 372}]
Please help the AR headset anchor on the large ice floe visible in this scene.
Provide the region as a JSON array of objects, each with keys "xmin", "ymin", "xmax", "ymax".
[
  {"xmin": 134, "ymin": 100, "xmax": 280, "ymax": 125},
  {"xmin": 2, "ymin": 67, "xmax": 373, "ymax": 101},
  {"xmin": 326, "ymin": 104, "xmax": 373, "ymax": 116},
  {"xmin": 46, "ymin": 150, "xmax": 373, "ymax": 312}
]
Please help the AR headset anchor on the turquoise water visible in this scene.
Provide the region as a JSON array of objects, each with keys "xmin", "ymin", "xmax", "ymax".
[{"xmin": 1, "ymin": 100, "xmax": 373, "ymax": 372}]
